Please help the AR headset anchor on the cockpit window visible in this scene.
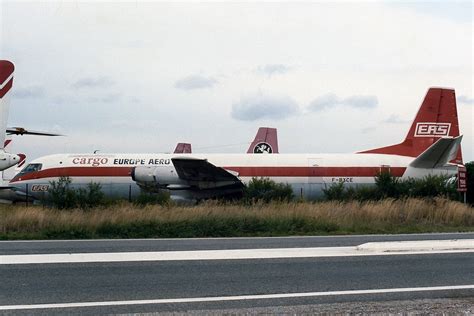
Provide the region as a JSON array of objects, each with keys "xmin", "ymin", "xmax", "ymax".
[{"xmin": 17, "ymin": 163, "xmax": 42, "ymax": 176}]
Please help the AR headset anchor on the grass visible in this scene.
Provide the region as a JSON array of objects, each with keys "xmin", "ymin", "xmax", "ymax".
[{"xmin": 0, "ymin": 198, "xmax": 473, "ymax": 239}]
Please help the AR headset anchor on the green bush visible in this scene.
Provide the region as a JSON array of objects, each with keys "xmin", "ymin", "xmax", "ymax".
[
  {"xmin": 76, "ymin": 182, "xmax": 107, "ymax": 209},
  {"xmin": 323, "ymin": 172, "xmax": 457, "ymax": 201},
  {"xmin": 375, "ymin": 171, "xmax": 400, "ymax": 198},
  {"xmin": 48, "ymin": 177, "xmax": 106, "ymax": 210},
  {"xmin": 243, "ymin": 177, "xmax": 294, "ymax": 203},
  {"xmin": 134, "ymin": 191, "xmax": 171, "ymax": 207},
  {"xmin": 345, "ymin": 185, "xmax": 380, "ymax": 201},
  {"xmin": 402, "ymin": 175, "xmax": 457, "ymax": 199},
  {"xmin": 322, "ymin": 182, "xmax": 345, "ymax": 201},
  {"xmin": 47, "ymin": 177, "xmax": 77, "ymax": 209},
  {"xmin": 465, "ymin": 161, "xmax": 474, "ymax": 205}
]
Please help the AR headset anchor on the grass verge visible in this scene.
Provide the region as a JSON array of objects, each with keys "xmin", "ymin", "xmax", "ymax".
[{"xmin": 1, "ymin": 198, "xmax": 473, "ymax": 239}]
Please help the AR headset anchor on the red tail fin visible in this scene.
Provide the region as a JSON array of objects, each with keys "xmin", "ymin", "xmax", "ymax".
[
  {"xmin": 17, "ymin": 153, "xmax": 26, "ymax": 168},
  {"xmin": 247, "ymin": 127, "xmax": 279, "ymax": 154},
  {"xmin": 360, "ymin": 88, "xmax": 462, "ymax": 164},
  {"xmin": 174, "ymin": 143, "xmax": 192, "ymax": 154},
  {"xmin": 0, "ymin": 60, "xmax": 14, "ymax": 149}
]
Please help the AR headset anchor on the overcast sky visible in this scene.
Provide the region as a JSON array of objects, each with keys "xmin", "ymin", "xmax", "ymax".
[{"xmin": 1, "ymin": 1, "xmax": 472, "ymax": 170}]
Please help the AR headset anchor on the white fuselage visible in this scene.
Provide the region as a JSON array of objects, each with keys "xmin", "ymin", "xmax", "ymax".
[{"xmin": 9, "ymin": 152, "xmax": 457, "ymax": 201}]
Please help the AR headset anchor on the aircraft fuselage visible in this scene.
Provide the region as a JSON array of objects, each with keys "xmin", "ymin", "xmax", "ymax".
[{"xmin": 9, "ymin": 152, "xmax": 457, "ymax": 202}]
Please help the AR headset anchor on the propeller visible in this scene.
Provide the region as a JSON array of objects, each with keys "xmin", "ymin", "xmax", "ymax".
[{"xmin": 6, "ymin": 127, "xmax": 63, "ymax": 136}]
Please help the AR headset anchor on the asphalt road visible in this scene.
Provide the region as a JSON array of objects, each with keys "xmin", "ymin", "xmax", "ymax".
[
  {"xmin": 1, "ymin": 234, "xmax": 473, "ymax": 315},
  {"xmin": 1, "ymin": 232, "xmax": 474, "ymax": 255}
]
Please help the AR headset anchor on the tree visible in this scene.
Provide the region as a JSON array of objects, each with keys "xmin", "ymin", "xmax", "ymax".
[{"xmin": 48, "ymin": 176, "xmax": 77, "ymax": 209}]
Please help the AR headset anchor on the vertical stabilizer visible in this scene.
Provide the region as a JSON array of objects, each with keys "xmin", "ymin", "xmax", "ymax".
[
  {"xmin": 360, "ymin": 88, "xmax": 462, "ymax": 164},
  {"xmin": 247, "ymin": 127, "xmax": 279, "ymax": 154},
  {"xmin": 0, "ymin": 60, "xmax": 14, "ymax": 149},
  {"xmin": 174, "ymin": 143, "xmax": 192, "ymax": 154}
]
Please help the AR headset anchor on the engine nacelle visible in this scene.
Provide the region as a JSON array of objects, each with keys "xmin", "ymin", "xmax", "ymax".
[
  {"xmin": 0, "ymin": 152, "xmax": 20, "ymax": 171},
  {"xmin": 131, "ymin": 166, "xmax": 188, "ymax": 191}
]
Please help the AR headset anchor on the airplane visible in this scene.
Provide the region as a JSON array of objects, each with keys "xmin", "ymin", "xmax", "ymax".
[{"xmin": 8, "ymin": 87, "xmax": 463, "ymax": 203}]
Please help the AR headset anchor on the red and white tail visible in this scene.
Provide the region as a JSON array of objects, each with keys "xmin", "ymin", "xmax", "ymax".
[
  {"xmin": 3, "ymin": 139, "xmax": 11, "ymax": 148},
  {"xmin": 0, "ymin": 60, "xmax": 14, "ymax": 150},
  {"xmin": 247, "ymin": 127, "xmax": 279, "ymax": 154},
  {"xmin": 174, "ymin": 143, "xmax": 192, "ymax": 154},
  {"xmin": 17, "ymin": 153, "xmax": 26, "ymax": 168},
  {"xmin": 360, "ymin": 87, "xmax": 462, "ymax": 164}
]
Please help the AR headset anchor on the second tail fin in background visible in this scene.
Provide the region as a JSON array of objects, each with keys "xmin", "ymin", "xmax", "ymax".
[
  {"xmin": 247, "ymin": 127, "xmax": 279, "ymax": 154},
  {"xmin": 174, "ymin": 143, "xmax": 192, "ymax": 154}
]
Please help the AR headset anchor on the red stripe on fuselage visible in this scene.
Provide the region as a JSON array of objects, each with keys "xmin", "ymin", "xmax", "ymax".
[
  {"xmin": 225, "ymin": 166, "xmax": 407, "ymax": 177},
  {"xmin": 10, "ymin": 166, "xmax": 407, "ymax": 183},
  {"xmin": 10, "ymin": 166, "xmax": 133, "ymax": 182}
]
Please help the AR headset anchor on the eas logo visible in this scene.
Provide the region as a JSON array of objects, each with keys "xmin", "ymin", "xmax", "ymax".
[
  {"xmin": 414, "ymin": 123, "xmax": 451, "ymax": 137},
  {"xmin": 253, "ymin": 142, "xmax": 273, "ymax": 154}
]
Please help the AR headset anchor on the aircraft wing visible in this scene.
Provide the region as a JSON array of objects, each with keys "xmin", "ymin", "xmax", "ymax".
[
  {"xmin": 6, "ymin": 127, "xmax": 63, "ymax": 136},
  {"xmin": 171, "ymin": 157, "xmax": 243, "ymax": 189}
]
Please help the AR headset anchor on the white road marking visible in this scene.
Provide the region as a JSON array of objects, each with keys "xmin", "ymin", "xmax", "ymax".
[
  {"xmin": 1, "ymin": 241, "xmax": 474, "ymax": 265},
  {"xmin": 357, "ymin": 239, "xmax": 474, "ymax": 252},
  {"xmin": 1, "ymin": 285, "xmax": 473, "ymax": 310}
]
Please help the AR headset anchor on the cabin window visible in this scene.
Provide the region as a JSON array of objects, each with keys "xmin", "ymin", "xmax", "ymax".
[{"xmin": 17, "ymin": 163, "xmax": 42, "ymax": 176}]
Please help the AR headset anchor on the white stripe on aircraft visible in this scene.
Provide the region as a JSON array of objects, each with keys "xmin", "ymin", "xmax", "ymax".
[{"xmin": 0, "ymin": 73, "xmax": 13, "ymax": 89}]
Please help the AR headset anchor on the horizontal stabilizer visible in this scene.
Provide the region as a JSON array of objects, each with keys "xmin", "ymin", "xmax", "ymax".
[{"xmin": 409, "ymin": 136, "xmax": 463, "ymax": 169}]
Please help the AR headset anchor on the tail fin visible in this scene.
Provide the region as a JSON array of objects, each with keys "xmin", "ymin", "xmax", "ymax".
[
  {"xmin": 247, "ymin": 127, "xmax": 279, "ymax": 154},
  {"xmin": 360, "ymin": 87, "xmax": 462, "ymax": 164},
  {"xmin": 3, "ymin": 139, "xmax": 11, "ymax": 148},
  {"xmin": 0, "ymin": 60, "xmax": 14, "ymax": 150},
  {"xmin": 17, "ymin": 153, "xmax": 26, "ymax": 168},
  {"xmin": 174, "ymin": 143, "xmax": 192, "ymax": 153}
]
